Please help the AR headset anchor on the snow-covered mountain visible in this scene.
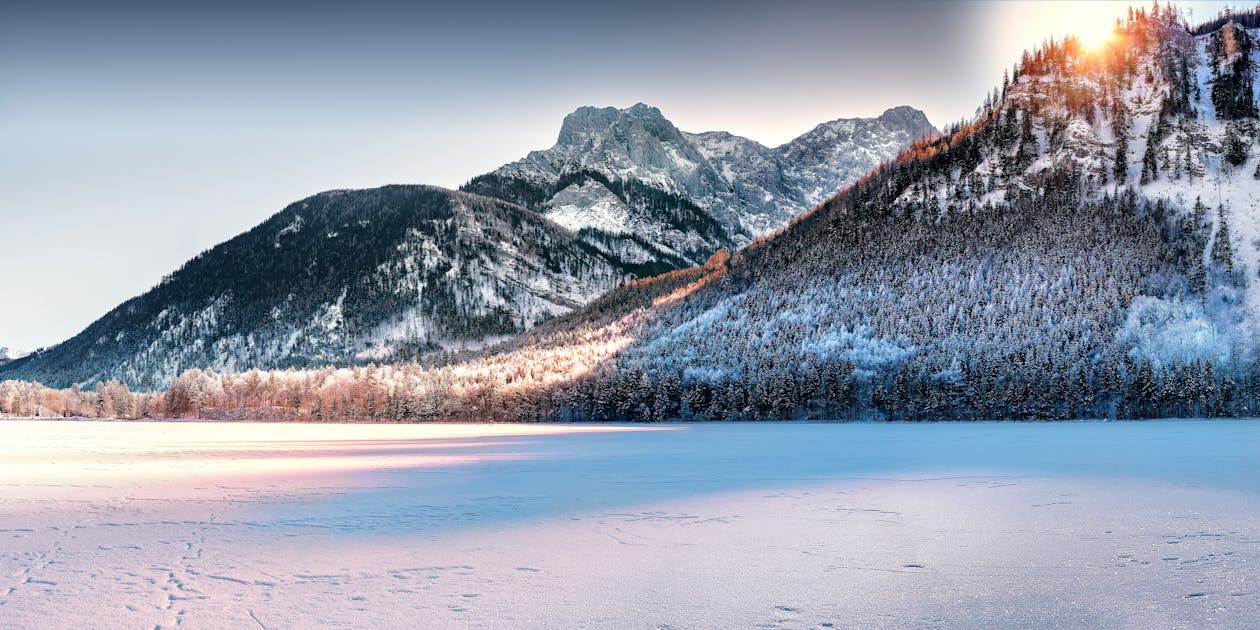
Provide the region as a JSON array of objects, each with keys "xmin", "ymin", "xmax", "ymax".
[
  {"xmin": 15, "ymin": 3, "xmax": 1260, "ymax": 425},
  {"xmin": 0, "ymin": 187, "xmax": 625, "ymax": 388},
  {"xmin": 775, "ymin": 105, "xmax": 938, "ymax": 207},
  {"xmin": 463, "ymin": 103, "xmax": 936, "ymax": 268},
  {"xmin": 425, "ymin": 5, "xmax": 1260, "ymax": 422},
  {"xmin": 0, "ymin": 104, "xmax": 932, "ymax": 389}
]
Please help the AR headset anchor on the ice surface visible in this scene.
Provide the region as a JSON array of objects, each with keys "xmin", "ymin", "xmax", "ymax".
[{"xmin": 0, "ymin": 419, "xmax": 1257, "ymax": 628}]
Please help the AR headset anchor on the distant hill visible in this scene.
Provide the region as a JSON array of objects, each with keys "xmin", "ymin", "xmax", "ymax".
[{"xmin": 0, "ymin": 187, "xmax": 624, "ymax": 388}]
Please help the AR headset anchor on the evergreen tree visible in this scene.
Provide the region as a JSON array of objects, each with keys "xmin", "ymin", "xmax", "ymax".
[
  {"xmin": 1112, "ymin": 105, "xmax": 1129, "ymax": 184},
  {"xmin": 1212, "ymin": 205, "xmax": 1235, "ymax": 273},
  {"xmin": 1210, "ymin": 21, "xmax": 1259, "ymax": 120},
  {"xmin": 1140, "ymin": 125, "xmax": 1161, "ymax": 183}
]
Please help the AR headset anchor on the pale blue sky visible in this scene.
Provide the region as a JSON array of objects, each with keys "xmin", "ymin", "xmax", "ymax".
[{"xmin": 0, "ymin": 1, "xmax": 1239, "ymax": 350}]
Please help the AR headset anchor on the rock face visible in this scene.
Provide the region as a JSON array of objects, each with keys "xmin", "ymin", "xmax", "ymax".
[
  {"xmin": 775, "ymin": 105, "xmax": 938, "ymax": 207},
  {"xmin": 463, "ymin": 103, "xmax": 936, "ymax": 269}
]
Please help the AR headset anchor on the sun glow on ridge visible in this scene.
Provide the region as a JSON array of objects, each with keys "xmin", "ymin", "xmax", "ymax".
[{"xmin": 1077, "ymin": 21, "xmax": 1117, "ymax": 52}]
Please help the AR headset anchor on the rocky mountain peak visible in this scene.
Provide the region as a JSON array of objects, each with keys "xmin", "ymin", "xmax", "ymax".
[
  {"xmin": 877, "ymin": 105, "xmax": 938, "ymax": 140},
  {"xmin": 556, "ymin": 103, "xmax": 681, "ymax": 148},
  {"xmin": 467, "ymin": 104, "xmax": 934, "ymax": 258}
]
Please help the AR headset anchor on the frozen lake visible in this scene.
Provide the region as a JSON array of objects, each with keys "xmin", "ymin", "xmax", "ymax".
[{"xmin": 1, "ymin": 420, "xmax": 1257, "ymax": 628}]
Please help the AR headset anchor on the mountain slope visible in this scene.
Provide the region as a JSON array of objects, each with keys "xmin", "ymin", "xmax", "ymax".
[
  {"xmin": 463, "ymin": 103, "xmax": 936, "ymax": 270},
  {"xmin": 775, "ymin": 105, "xmax": 938, "ymax": 207},
  {"xmin": 461, "ymin": 104, "xmax": 740, "ymax": 271},
  {"xmin": 1, "ymin": 186, "xmax": 624, "ymax": 388},
  {"xmin": 459, "ymin": 5, "xmax": 1260, "ymax": 422},
  {"xmin": 3, "ymin": 104, "xmax": 933, "ymax": 390}
]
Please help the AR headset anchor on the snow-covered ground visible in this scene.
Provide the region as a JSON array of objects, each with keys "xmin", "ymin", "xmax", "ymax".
[{"xmin": 0, "ymin": 420, "xmax": 1257, "ymax": 628}]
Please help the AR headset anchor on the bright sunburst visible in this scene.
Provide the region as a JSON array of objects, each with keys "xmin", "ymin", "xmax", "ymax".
[{"xmin": 1077, "ymin": 19, "xmax": 1117, "ymax": 51}]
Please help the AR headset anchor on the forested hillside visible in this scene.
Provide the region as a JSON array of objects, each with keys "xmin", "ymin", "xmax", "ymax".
[
  {"xmin": 551, "ymin": 5, "xmax": 1260, "ymax": 421},
  {"xmin": 0, "ymin": 187, "xmax": 625, "ymax": 388}
]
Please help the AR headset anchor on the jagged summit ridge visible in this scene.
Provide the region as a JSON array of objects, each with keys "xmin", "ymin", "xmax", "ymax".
[
  {"xmin": 556, "ymin": 103, "xmax": 681, "ymax": 146},
  {"xmin": 464, "ymin": 102, "xmax": 936, "ymax": 268},
  {"xmin": 775, "ymin": 106, "xmax": 939, "ymax": 207},
  {"xmin": 877, "ymin": 105, "xmax": 937, "ymax": 135}
]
